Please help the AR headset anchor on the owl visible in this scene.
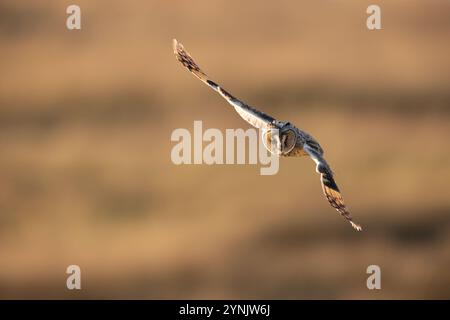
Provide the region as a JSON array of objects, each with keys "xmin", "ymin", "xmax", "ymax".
[{"xmin": 173, "ymin": 39, "xmax": 362, "ymax": 231}]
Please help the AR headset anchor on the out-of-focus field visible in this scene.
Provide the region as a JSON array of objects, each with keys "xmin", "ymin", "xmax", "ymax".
[{"xmin": 1, "ymin": 0, "xmax": 450, "ymax": 299}]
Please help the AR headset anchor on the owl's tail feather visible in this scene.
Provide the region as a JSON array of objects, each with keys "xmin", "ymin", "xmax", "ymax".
[{"xmin": 173, "ymin": 39, "xmax": 223, "ymax": 94}]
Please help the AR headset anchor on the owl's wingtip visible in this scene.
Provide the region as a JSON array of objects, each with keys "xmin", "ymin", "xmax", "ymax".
[
  {"xmin": 172, "ymin": 39, "xmax": 182, "ymax": 52},
  {"xmin": 350, "ymin": 221, "xmax": 363, "ymax": 231}
]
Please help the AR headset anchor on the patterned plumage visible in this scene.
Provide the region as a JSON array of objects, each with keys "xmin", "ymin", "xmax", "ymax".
[{"xmin": 173, "ymin": 39, "xmax": 362, "ymax": 231}]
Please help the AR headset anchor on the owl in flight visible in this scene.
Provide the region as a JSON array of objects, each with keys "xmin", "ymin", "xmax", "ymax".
[{"xmin": 173, "ymin": 39, "xmax": 362, "ymax": 231}]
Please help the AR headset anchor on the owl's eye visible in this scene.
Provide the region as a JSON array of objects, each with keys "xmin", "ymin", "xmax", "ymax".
[{"xmin": 281, "ymin": 129, "xmax": 296, "ymax": 153}]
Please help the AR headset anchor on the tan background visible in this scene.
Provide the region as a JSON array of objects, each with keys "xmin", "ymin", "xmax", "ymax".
[{"xmin": 0, "ymin": 0, "xmax": 449, "ymax": 298}]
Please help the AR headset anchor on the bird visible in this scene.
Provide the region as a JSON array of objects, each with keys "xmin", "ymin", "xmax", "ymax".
[{"xmin": 172, "ymin": 39, "xmax": 362, "ymax": 231}]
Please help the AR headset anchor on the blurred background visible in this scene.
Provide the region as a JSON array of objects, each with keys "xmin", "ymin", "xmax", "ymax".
[{"xmin": 0, "ymin": 0, "xmax": 450, "ymax": 299}]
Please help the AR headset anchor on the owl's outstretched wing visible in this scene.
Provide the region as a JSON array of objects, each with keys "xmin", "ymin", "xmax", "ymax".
[
  {"xmin": 173, "ymin": 39, "xmax": 275, "ymax": 129},
  {"xmin": 303, "ymin": 144, "xmax": 362, "ymax": 231}
]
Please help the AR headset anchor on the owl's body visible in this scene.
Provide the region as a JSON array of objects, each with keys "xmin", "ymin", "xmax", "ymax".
[
  {"xmin": 287, "ymin": 128, "xmax": 323, "ymax": 158},
  {"xmin": 173, "ymin": 39, "xmax": 362, "ymax": 231}
]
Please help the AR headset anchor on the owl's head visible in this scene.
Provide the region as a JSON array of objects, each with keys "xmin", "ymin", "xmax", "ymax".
[{"xmin": 263, "ymin": 121, "xmax": 297, "ymax": 155}]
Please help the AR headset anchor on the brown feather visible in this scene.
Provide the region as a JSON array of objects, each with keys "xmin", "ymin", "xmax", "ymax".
[{"xmin": 321, "ymin": 173, "xmax": 362, "ymax": 231}]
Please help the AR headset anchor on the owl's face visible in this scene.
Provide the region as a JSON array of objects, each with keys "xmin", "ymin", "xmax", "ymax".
[{"xmin": 263, "ymin": 121, "xmax": 297, "ymax": 155}]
